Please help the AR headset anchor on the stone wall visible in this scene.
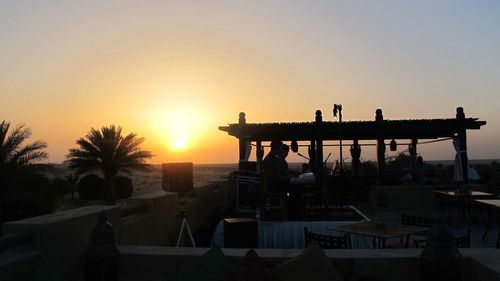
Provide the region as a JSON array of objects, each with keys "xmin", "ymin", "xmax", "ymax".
[
  {"xmin": 3, "ymin": 205, "xmax": 121, "ymax": 279},
  {"xmin": 183, "ymin": 181, "xmax": 229, "ymax": 234},
  {"xmin": 0, "ymin": 181, "xmax": 229, "ymax": 280},
  {"xmin": 119, "ymin": 191, "xmax": 180, "ymax": 246},
  {"xmin": 118, "ymin": 246, "xmax": 500, "ymax": 281}
]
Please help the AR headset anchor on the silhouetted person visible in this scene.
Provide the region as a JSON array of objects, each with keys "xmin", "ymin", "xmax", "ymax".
[
  {"xmin": 415, "ymin": 156, "xmax": 426, "ymax": 183},
  {"xmin": 280, "ymin": 143, "xmax": 303, "ymax": 219},
  {"xmin": 263, "ymin": 141, "xmax": 289, "ymax": 191},
  {"xmin": 278, "ymin": 144, "xmax": 292, "ymax": 178}
]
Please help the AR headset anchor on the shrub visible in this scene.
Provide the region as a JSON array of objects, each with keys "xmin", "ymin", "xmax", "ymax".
[
  {"xmin": 77, "ymin": 174, "xmax": 104, "ymax": 200},
  {"xmin": 2, "ymin": 166, "xmax": 57, "ymax": 222},
  {"xmin": 360, "ymin": 160, "xmax": 377, "ymax": 179},
  {"xmin": 51, "ymin": 177, "xmax": 72, "ymax": 202},
  {"xmin": 77, "ymin": 174, "xmax": 133, "ymax": 200}
]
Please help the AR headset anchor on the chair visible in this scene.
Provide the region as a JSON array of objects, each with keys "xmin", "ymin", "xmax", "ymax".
[
  {"xmin": 401, "ymin": 213, "xmax": 438, "ymax": 228},
  {"xmin": 304, "ymin": 227, "xmax": 351, "ymax": 249},
  {"xmin": 414, "ymin": 229, "xmax": 471, "ymax": 248},
  {"xmin": 401, "ymin": 213, "xmax": 437, "ymax": 236},
  {"xmin": 399, "ymin": 213, "xmax": 437, "ymax": 246}
]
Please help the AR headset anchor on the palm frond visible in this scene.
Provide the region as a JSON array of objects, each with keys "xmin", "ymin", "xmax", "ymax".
[
  {"xmin": 0, "ymin": 121, "xmax": 47, "ymax": 166},
  {"xmin": 10, "ymin": 140, "xmax": 48, "ymax": 165},
  {"xmin": 2, "ymin": 124, "xmax": 31, "ymax": 159},
  {"xmin": 65, "ymin": 157, "xmax": 101, "ymax": 174},
  {"xmin": 0, "ymin": 121, "xmax": 10, "ymax": 146},
  {"xmin": 75, "ymin": 138, "xmax": 102, "ymax": 158}
]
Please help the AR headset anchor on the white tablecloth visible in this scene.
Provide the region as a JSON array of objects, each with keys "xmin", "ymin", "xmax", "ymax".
[{"xmin": 212, "ymin": 219, "xmax": 372, "ymax": 249}]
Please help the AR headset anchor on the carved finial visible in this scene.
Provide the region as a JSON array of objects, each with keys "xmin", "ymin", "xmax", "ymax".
[
  {"xmin": 456, "ymin": 107, "xmax": 465, "ymax": 119},
  {"xmin": 239, "ymin": 112, "xmax": 246, "ymax": 124},
  {"xmin": 375, "ymin": 109, "xmax": 383, "ymax": 121},
  {"xmin": 315, "ymin": 110, "xmax": 322, "ymax": 123}
]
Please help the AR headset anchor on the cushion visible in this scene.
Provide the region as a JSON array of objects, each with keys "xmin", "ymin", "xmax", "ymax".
[
  {"xmin": 225, "ymin": 249, "xmax": 274, "ymax": 281},
  {"xmin": 172, "ymin": 247, "xmax": 233, "ymax": 281},
  {"xmin": 271, "ymin": 245, "xmax": 343, "ymax": 281}
]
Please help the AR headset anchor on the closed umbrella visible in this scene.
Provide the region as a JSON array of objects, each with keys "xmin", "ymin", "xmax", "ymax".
[{"xmin": 453, "ymin": 138, "xmax": 463, "ymax": 183}]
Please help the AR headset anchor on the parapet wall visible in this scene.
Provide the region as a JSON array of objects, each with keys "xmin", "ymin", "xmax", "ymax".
[
  {"xmin": 118, "ymin": 246, "xmax": 500, "ymax": 281},
  {"xmin": 0, "ymin": 180, "xmax": 229, "ymax": 280},
  {"xmin": 119, "ymin": 191, "xmax": 180, "ymax": 246},
  {"xmin": 3, "ymin": 205, "xmax": 121, "ymax": 279},
  {"xmin": 182, "ymin": 181, "xmax": 229, "ymax": 234}
]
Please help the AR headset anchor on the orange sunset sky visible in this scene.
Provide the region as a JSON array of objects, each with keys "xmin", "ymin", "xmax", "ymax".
[{"xmin": 1, "ymin": 1, "xmax": 499, "ymax": 164}]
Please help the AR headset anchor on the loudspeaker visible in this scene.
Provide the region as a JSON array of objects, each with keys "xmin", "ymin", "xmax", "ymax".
[
  {"xmin": 224, "ymin": 218, "xmax": 257, "ymax": 248},
  {"xmin": 162, "ymin": 162, "xmax": 193, "ymax": 197}
]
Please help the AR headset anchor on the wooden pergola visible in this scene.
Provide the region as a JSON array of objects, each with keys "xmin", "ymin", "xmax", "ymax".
[{"xmin": 219, "ymin": 107, "xmax": 486, "ymax": 184}]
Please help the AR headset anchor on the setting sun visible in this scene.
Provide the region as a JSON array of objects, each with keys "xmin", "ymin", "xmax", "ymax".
[
  {"xmin": 164, "ymin": 112, "xmax": 193, "ymax": 151},
  {"xmin": 172, "ymin": 137, "xmax": 188, "ymax": 150},
  {"xmin": 147, "ymin": 101, "xmax": 213, "ymax": 154}
]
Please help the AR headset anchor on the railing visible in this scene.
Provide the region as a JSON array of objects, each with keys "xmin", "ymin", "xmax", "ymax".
[
  {"xmin": 121, "ymin": 202, "xmax": 148, "ymax": 217},
  {"xmin": 0, "ymin": 231, "xmax": 35, "ymax": 252}
]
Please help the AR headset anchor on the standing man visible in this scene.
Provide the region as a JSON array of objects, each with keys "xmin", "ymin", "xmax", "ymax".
[
  {"xmin": 278, "ymin": 144, "xmax": 291, "ymax": 178},
  {"xmin": 262, "ymin": 140, "xmax": 288, "ymax": 191}
]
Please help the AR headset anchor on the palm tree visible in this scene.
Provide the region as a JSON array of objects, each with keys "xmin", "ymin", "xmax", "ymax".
[
  {"xmin": 0, "ymin": 121, "xmax": 47, "ymax": 166},
  {"xmin": 0, "ymin": 121, "xmax": 47, "ymax": 233},
  {"xmin": 65, "ymin": 125, "xmax": 152, "ymax": 205},
  {"xmin": 64, "ymin": 173, "xmax": 80, "ymax": 201}
]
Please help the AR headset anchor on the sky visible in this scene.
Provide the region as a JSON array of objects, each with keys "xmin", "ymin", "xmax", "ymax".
[{"xmin": 1, "ymin": 1, "xmax": 499, "ymax": 164}]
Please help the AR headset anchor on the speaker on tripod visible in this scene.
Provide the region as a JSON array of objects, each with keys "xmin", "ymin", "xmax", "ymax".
[
  {"xmin": 162, "ymin": 162, "xmax": 193, "ymax": 197},
  {"xmin": 176, "ymin": 209, "xmax": 196, "ymax": 247}
]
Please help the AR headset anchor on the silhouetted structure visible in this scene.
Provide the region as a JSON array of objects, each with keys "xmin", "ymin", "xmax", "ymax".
[
  {"xmin": 420, "ymin": 220, "xmax": 463, "ymax": 281},
  {"xmin": 85, "ymin": 212, "xmax": 119, "ymax": 281},
  {"xmin": 162, "ymin": 162, "xmax": 194, "ymax": 197},
  {"xmin": 219, "ymin": 107, "xmax": 486, "ymax": 185}
]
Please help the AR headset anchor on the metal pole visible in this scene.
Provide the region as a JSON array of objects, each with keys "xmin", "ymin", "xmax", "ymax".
[
  {"xmin": 334, "ymin": 104, "xmax": 343, "ymax": 173},
  {"xmin": 339, "ymin": 107, "xmax": 343, "ymax": 173}
]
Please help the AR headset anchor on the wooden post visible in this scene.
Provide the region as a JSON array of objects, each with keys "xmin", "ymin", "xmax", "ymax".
[
  {"xmin": 309, "ymin": 140, "xmax": 316, "ymax": 174},
  {"xmin": 350, "ymin": 139, "xmax": 361, "ymax": 177},
  {"xmin": 315, "ymin": 110, "xmax": 324, "ymax": 176},
  {"xmin": 256, "ymin": 141, "xmax": 263, "ymax": 173},
  {"xmin": 456, "ymin": 107, "xmax": 469, "ymax": 183},
  {"xmin": 376, "ymin": 109, "xmax": 386, "ymax": 185},
  {"xmin": 238, "ymin": 112, "xmax": 247, "ymax": 162},
  {"xmin": 409, "ymin": 139, "xmax": 418, "ymax": 179}
]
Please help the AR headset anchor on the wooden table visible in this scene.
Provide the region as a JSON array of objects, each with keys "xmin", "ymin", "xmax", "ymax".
[
  {"xmin": 434, "ymin": 190, "xmax": 494, "ymax": 197},
  {"xmin": 474, "ymin": 199, "xmax": 500, "ymax": 244},
  {"xmin": 328, "ymin": 222, "xmax": 429, "ymax": 248},
  {"xmin": 434, "ymin": 190, "xmax": 495, "ymax": 222}
]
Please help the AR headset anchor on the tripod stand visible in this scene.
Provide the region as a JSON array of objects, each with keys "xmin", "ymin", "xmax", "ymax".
[{"xmin": 176, "ymin": 210, "xmax": 196, "ymax": 247}]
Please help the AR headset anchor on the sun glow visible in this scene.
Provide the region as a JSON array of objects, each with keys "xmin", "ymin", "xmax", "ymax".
[
  {"xmin": 164, "ymin": 113, "xmax": 193, "ymax": 151},
  {"xmin": 149, "ymin": 102, "xmax": 212, "ymax": 153},
  {"xmin": 172, "ymin": 136, "xmax": 188, "ymax": 150}
]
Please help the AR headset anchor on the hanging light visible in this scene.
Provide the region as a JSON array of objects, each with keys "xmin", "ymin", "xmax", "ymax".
[
  {"xmin": 291, "ymin": 140, "xmax": 299, "ymax": 153},
  {"xmin": 390, "ymin": 139, "xmax": 397, "ymax": 151}
]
